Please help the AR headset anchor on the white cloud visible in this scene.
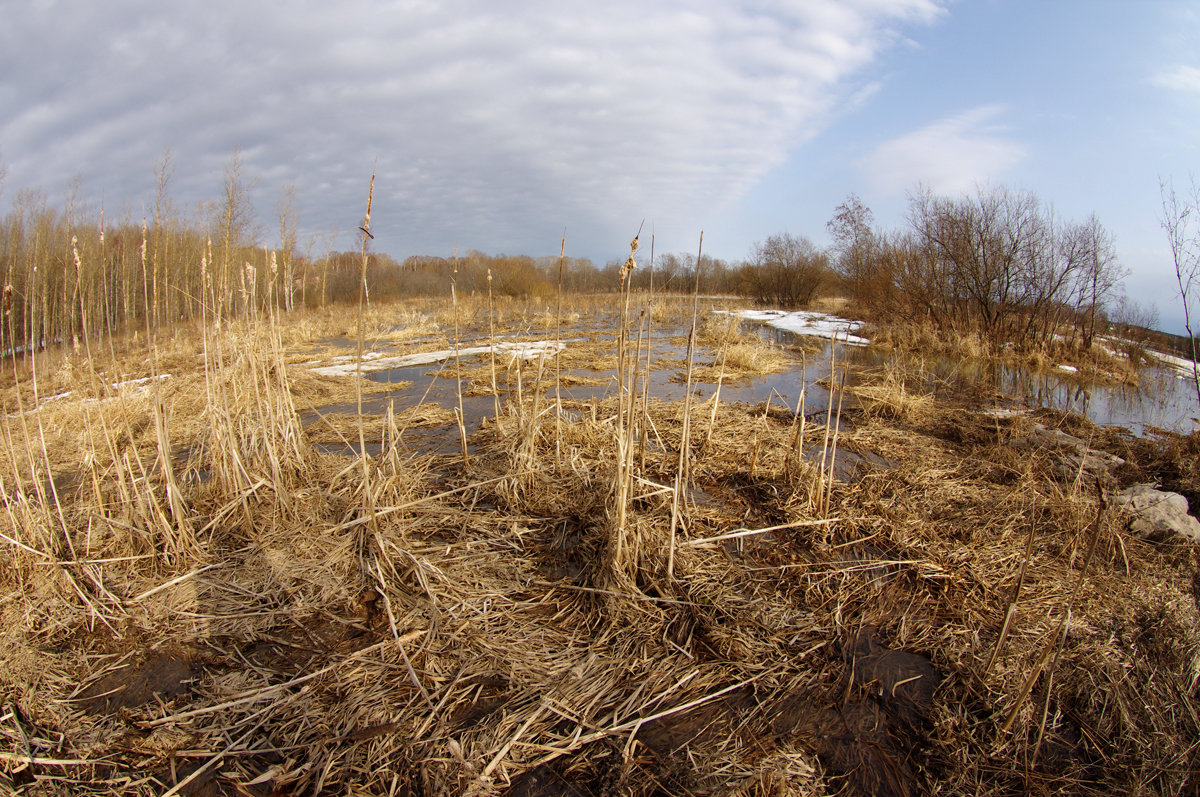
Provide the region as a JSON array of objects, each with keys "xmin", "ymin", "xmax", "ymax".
[
  {"xmin": 0, "ymin": 0, "xmax": 946, "ymax": 256},
  {"xmin": 1153, "ymin": 65, "xmax": 1200, "ymax": 94},
  {"xmin": 857, "ymin": 105, "xmax": 1026, "ymax": 196}
]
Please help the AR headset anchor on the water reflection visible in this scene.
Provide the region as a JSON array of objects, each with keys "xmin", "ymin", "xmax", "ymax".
[
  {"xmin": 844, "ymin": 346, "xmax": 1197, "ymax": 436},
  {"xmin": 309, "ymin": 321, "xmax": 1198, "ymax": 441}
]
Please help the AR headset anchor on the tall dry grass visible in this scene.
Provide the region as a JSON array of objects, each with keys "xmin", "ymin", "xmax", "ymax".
[{"xmin": 0, "ymin": 213, "xmax": 1196, "ymax": 796}]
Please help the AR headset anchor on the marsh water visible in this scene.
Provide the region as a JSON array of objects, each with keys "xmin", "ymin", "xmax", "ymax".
[
  {"xmin": 310, "ymin": 318, "xmax": 1198, "ymax": 454},
  {"xmin": 850, "ymin": 348, "xmax": 1198, "ymax": 437}
]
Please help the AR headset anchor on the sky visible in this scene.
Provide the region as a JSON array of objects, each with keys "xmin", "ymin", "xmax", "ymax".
[{"xmin": 2, "ymin": 0, "xmax": 1199, "ymax": 333}]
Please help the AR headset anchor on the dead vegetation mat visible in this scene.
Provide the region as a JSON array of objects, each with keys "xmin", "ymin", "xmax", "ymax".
[{"xmin": 1, "ymin": 369, "xmax": 1199, "ymax": 796}]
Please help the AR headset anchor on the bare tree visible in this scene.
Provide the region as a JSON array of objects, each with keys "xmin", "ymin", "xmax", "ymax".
[
  {"xmin": 1111, "ymin": 295, "xmax": 1159, "ymax": 344},
  {"xmin": 827, "ymin": 193, "xmax": 876, "ymax": 291},
  {"xmin": 1074, "ymin": 214, "xmax": 1125, "ymax": 347},
  {"xmin": 743, "ymin": 233, "xmax": 831, "ymax": 308},
  {"xmin": 903, "ymin": 185, "xmax": 1121, "ymax": 351},
  {"xmin": 1160, "ymin": 177, "xmax": 1200, "ymax": 406},
  {"xmin": 217, "ymin": 150, "xmax": 258, "ymax": 316}
]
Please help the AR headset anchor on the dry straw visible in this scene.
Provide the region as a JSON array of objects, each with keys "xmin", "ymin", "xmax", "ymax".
[{"xmin": 0, "ymin": 233, "xmax": 1196, "ymax": 796}]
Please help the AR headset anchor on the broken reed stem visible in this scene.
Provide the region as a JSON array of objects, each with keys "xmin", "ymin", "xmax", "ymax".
[
  {"xmin": 683, "ymin": 517, "xmax": 839, "ymax": 547},
  {"xmin": 370, "ymin": 551, "xmax": 434, "ymax": 710},
  {"xmin": 817, "ymin": 335, "xmax": 837, "ymax": 515},
  {"xmin": 451, "ymin": 249, "xmax": 469, "ymax": 468},
  {"xmin": 704, "ymin": 319, "xmax": 732, "ymax": 448},
  {"xmin": 668, "ymin": 231, "xmax": 703, "ymax": 580},
  {"xmin": 787, "ymin": 357, "xmax": 808, "ymax": 478},
  {"xmin": 824, "ymin": 359, "xmax": 847, "ymax": 519},
  {"xmin": 525, "ymin": 669, "xmax": 774, "ymax": 772},
  {"xmin": 748, "ymin": 393, "xmax": 773, "ymax": 479}
]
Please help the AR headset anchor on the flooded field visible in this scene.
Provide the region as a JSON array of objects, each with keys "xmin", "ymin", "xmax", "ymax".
[
  {"xmin": 4, "ymin": 297, "xmax": 1198, "ymax": 796},
  {"xmin": 303, "ymin": 310, "xmax": 1199, "ymax": 460}
]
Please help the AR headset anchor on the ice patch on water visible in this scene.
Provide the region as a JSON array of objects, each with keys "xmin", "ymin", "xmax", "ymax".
[
  {"xmin": 307, "ymin": 340, "xmax": 567, "ymax": 376},
  {"xmin": 720, "ymin": 309, "xmax": 869, "ymax": 345}
]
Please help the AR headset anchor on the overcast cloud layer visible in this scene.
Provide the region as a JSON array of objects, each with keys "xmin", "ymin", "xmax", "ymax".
[
  {"xmin": 5, "ymin": 1, "xmax": 1200, "ymax": 335},
  {"xmin": 0, "ymin": 0, "xmax": 942, "ymax": 258}
]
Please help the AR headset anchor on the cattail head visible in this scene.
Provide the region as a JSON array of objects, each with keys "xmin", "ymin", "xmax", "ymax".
[
  {"xmin": 620, "ymin": 228, "xmax": 640, "ymax": 288},
  {"xmin": 620, "ymin": 254, "xmax": 637, "ymax": 288},
  {"xmin": 364, "ymin": 173, "xmax": 375, "ymax": 229}
]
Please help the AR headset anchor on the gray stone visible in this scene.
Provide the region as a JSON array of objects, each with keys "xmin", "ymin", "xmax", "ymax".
[
  {"xmin": 1116, "ymin": 484, "xmax": 1200, "ymax": 544},
  {"xmin": 1012, "ymin": 422, "xmax": 1125, "ymax": 480}
]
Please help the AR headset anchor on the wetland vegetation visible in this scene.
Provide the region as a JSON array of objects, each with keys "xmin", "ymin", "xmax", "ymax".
[{"xmin": 0, "ymin": 176, "xmax": 1198, "ymax": 795}]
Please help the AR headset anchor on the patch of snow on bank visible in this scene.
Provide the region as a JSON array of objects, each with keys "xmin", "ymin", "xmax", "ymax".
[
  {"xmin": 9, "ymin": 373, "xmax": 172, "ymax": 417},
  {"xmin": 1145, "ymin": 348, "xmax": 1200, "ymax": 379},
  {"xmin": 112, "ymin": 374, "xmax": 171, "ymax": 391},
  {"xmin": 723, "ymin": 309, "xmax": 869, "ymax": 346},
  {"xmin": 307, "ymin": 340, "xmax": 567, "ymax": 377}
]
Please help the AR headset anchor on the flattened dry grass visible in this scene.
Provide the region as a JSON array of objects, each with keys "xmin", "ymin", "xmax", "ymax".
[
  {"xmin": 848, "ymin": 362, "xmax": 935, "ymax": 424},
  {"xmin": 0, "ymin": 318, "xmax": 1197, "ymax": 797},
  {"xmin": 687, "ymin": 314, "xmax": 794, "ymax": 383}
]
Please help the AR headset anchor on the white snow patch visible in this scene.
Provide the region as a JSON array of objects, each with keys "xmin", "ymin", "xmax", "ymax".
[
  {"xmin": 307, "ymin": 340, "xmax": 567, "ymax": 377},
  {"xmin": 9, "ymin": 373, "xmax": 172, "ymax": 417},
  {"xmin": 721, "ymin": 309, "xmax": 869, "ymax": 346},
  {"xmin": 982, "ymin": 408, "xmax": 1027, "ymax": 419},
  {"xmin": 1054, "ymin": 364, "xmax": 1078, "ymax": 374},
  {"xmin": 1145, "ymin": 348, "xmax": 1200, "ymax": 378},
  {"xmin": 111, "ymin": 374, "xmax": 171, "ymax": 391}
]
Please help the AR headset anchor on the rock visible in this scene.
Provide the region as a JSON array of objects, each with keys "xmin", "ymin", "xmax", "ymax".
[
  {"xmin": 1012, "ymin": 422, "xmax": 1125, "ymax": 480},
  {"xmin": 1116, "ymin": 484, "xmax": 1200, "ymax": 544}
]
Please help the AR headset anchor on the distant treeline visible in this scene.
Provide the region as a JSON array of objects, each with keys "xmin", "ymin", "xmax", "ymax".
[{"xmin": 0, "ymin": 157, "xmax": 1174, "ymax": 357}]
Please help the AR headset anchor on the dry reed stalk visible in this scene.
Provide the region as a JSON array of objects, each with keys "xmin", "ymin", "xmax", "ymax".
[
  {"xmin": 986, "ymin": 500, "xmax": 1040, "ymax": 675},
  {"xmin": 668, "ymin": 232, "xmax": 703, "ymax": 580},
  {"xmin": 486, "ymin": 269, "xmax": 501, "ymax": 427},
  {"xmin": 24, "ymin": 322, "xmax": 74, "ymax": 562},
  {"xmin": 815, "ymin": 337, "xmax": 838, "ymax": 515},
  {"xmin": 788, "ymin": 357, "xmax": 808, "ymax": 479},
  {"xmin": 748, "ymin": 392, "xmax": 776, "ymax": 479},
  {"xmin": 5, "ymin": 241, "xmax": 1200, "ymax": 795},
  {"xmin": 610, "ymin": 227, "xmax": 641, "ymax": 574},
  {"xmin": 639, "ymin": 229, "xmax": 655, "ymax": 470},
  {"xmin": 450, "ymin": 249, "xmax": 469, "ymax": 468},
  {"xmin": 615, "ymin": 310, "xmax": 649, "ymax": 566},
  {"xmin": 555, "ymin": 231, "xmax": 566, "ymax": 465},
  {"xmin": 703, "ymin": 321, "xmax": 733, "ymax": 450},
  {"xmin": 354, "ymin": 171, "xmax": 379, "ymax": 531},
  {"xmin": 823, "ymin": 362, "xmax": 848, "ymax": 519},
  {"xmin": 1000, "ymin": 485, "xmax": 1108, "ymax": 737}
]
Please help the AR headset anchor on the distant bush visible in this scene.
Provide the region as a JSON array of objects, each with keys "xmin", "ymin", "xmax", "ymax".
[{"xmin": 735, "ymin": 233, "xmax": 832, "ymax": 308}]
